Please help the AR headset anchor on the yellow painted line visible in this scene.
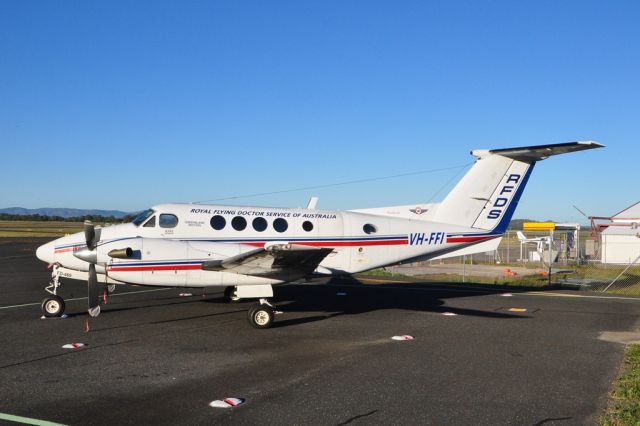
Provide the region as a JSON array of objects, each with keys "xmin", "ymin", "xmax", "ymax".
[
  {"xmin": 508, "ymin": 308, "xmax": 527, "ymax": 312},
  {"xmin": 526, "ymin": 292, "xmax": 583, "ymax": 298},
  {"xmin": 359, "ymin": 278, "xmax": 412, "ymax": 284},
  {"xmin": 524, "ymin": 291, "xmax": 640, "ymax": 301}
]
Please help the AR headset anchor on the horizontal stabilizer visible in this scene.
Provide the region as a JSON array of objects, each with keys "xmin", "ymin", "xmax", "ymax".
[
  {"xmin": 432, "ymin": 140, "xmax": 603, "ymax": 232},
  {"xmin": 472, "ymin": 141, "xmax": 603, "ymax": 162}
]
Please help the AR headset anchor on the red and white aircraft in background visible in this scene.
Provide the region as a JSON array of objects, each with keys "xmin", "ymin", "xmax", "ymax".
[{"xmin": 36, "ymin": 141, "xmax": 602, "ymax": 328}]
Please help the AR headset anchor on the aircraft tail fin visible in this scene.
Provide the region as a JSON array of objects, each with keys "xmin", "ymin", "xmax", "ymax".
[{"xmin": 431, "ymin": 141, "xmax": 603, "ymax": 234}]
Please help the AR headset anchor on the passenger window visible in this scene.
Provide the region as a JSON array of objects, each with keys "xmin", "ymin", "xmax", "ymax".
[
  {"xmin": 273, "ymin": 218, "xmax": 288, "ymax": 233},
  {"xmin": 232, "ymin": 216, "xmax": 247, "ymax": 231},
  {"xmin": 210, "ymin": 215, "xmax": 226, "ymax": 230},
  {"xmin": 302, "ymin": 221, "xmax": 313, "ymax": 232},
  {"xmin": 159, "ymin": 214, "xmax": 179, "ymax": 228},
  {"xmin": 252, "ymin": 217, "xmax": 267, "ymax": 232},
  {"xmin": 363, "ymin": 224, "xmax": 377, "ymax": 234},
  {"xmin": 143, "ymin": 216, "xmax": 156, "ymax": 227}
]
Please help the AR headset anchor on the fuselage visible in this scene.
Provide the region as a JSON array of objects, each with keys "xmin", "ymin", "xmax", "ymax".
[{"xmin": 36, "ymin": 203, "xmax": 498, "ymax": 287}]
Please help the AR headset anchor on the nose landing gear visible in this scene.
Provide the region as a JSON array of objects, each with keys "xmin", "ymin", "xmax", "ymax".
[{"xmin": 41, "ymin": 264, "xmax": 66, "ymax": 317}]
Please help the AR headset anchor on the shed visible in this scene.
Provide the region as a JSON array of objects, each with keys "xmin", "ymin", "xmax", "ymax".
[{"xmin": 600, "ymin": 201, "xmax": 640, "ymax": 264}]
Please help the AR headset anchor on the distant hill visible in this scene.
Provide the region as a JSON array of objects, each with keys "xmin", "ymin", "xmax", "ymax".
[{"xmin": 0, "ymin": 207, "xmax": 130, "ymax": 219}]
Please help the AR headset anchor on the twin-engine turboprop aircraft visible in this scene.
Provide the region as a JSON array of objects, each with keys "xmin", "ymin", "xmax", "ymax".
[{"xmin": 36, "ymin": 141, "xmax": 602, "ymax": 328}]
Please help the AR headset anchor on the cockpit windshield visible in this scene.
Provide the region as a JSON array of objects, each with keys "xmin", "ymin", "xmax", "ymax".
[{"xmin": 132, "ymin": 209, "xmax": 155, "ymax": 226}]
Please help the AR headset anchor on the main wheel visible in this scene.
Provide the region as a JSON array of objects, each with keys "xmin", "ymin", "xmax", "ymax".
[
  {"xmin": 41, "ymin": 295, "xmax": 65, "ymax": 317},
  {"xmin": 247, "ymin": 303, "xmax": 274, "ymax": 329}
]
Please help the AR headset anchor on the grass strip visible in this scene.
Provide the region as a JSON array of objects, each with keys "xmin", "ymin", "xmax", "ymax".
[{"xmin": 601, "ymin": 344, "xmax": 640, "ymax": 425}]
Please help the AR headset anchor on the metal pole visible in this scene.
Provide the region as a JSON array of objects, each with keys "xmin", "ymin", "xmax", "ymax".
[
  {"xmin": 548, "ymin": 230, "xmax": 554, "ymax": 286},
  {"xmin": 462, "ymin": 255, "xmax": 466, "ymax": 283},
  {"xmin": 520, "ymin": 233, "xmax": 523, "ymax": 262},
  {"xmin": 507, "ymin": 230, "xmax": 510, "ymax": 263},
  {"xmin": 576, "ymin": 229, "xmax": 580, "ymax": 261}
]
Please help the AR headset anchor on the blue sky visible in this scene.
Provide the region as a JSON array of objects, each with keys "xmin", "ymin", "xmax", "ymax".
[{"xmin": 1, "ymin": 1, "xmax": 638, "ymax": 222}]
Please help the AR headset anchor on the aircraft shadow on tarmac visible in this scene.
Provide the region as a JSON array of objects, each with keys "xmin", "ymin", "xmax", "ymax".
[
  {"xmin": 263, "ymin": 276, "xmax": 533, "ymax": 327},
  {"xmin": 61, "ymin": 276, "xmax": 537, "ymax": 328}
]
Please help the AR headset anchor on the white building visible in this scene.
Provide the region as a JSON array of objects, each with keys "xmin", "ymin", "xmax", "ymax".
[{"xmin": 600, "ymin": 201, "xmax": 640, "ymax": 264}]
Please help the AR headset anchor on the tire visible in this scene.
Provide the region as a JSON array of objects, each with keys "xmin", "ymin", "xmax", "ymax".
[
  {"xmin": 247, "ymin": 303, "xmax": 274, "ymax": 329},
  {"xmin": 41, "ymin": 295, "xmax": 65, "ymax": 317}
]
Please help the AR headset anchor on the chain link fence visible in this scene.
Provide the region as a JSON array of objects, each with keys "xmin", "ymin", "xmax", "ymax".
[{"xmin": 384, "ymin": 230, "xmax": 640, "ymax": 296}]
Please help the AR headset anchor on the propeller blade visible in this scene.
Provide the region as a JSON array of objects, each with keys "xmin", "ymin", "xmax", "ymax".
[
  {"xmin": 84, "ymin": 220, "xmax": 101, "ymax": 250},
  {"xmin": 87, "ymin": 264, "xmax": 101, "ymax": 317},
  {"xmin": 84, "ymin": 221, "xmax": 95, "ymax": 249}
]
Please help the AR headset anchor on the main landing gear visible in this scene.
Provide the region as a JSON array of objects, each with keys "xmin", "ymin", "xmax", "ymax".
[
  {"xmin": 41, "ymin": 264, "xmax": 65, "ymax": 317},
  {"xmin": 226, "ymin": 286, "xmax": 276, "ymax": 329},
  {"xmin": 247, "ymin": 299, "xmax": 275, "ymax": 329}
]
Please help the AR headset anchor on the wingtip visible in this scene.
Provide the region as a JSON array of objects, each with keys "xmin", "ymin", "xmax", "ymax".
[{"xmin": 577, "ymin": 140, "xmax": 605, "ymax": 148}]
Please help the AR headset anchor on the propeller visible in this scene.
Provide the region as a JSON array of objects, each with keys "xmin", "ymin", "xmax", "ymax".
[
  {"xmin": 75, "ymin": 222, "xmax": 129, "ymax": 318},
  {"xmin": 87, "ymin": 263, "xmax": 101, "ymax": 317},
  {"xmin": 74, "ymin": 221, "xmax": 101, "ymax": 264},
  {"xmin": 73, "ymin": 221, "xmax": 104, "ymax": 317},
  {"xmin": 84, "ymin": 220, "xmax": 100, "ymax": 250}
]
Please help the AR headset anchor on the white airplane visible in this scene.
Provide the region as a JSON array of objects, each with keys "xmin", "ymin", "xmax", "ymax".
[
  {"xmin": 516, "ymin": 231, "xmax": 553, "ymax": 261},
  {"xmin": 36, "ymin": 141, "xmax": 602, "ymax": 328},
  {"xmin": 516, "ymin": 231, "xmax": 551, "ymax": 249}
]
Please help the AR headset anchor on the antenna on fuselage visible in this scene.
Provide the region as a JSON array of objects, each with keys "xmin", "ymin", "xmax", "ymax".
[{"xmin": 306, "ymin": 197, "xmax": 319, "ymax": 209}]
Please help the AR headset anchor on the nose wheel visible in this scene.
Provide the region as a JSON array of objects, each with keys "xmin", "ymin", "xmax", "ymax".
[
  {"xmin": 247, "ymin": 299, "xmax": 275, "ymax": 329},
  {"xmin": 41, "ymin": 295, "xmax": 65, "ymax": 317}
]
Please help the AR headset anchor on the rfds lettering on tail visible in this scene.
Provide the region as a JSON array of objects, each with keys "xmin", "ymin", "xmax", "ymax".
[
  {"xmin": 409, "ymin": 232, "xmax": 445, "ymax": 245},
  {"xmin": 487, "ymin": 174, "xmax": 521, "ymax": 220},
  {"xmin": 34, "ymin": 141, "xmax": 602, "ymax": 329}
]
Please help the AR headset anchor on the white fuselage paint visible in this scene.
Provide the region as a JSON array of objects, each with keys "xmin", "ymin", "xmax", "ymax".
[{"xmin": 39, "ymin": 203, "xmax": 503, "ymax": 288}]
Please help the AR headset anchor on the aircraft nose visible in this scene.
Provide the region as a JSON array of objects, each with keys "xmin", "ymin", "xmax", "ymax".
[{"xmin": 36, "ymin": 241, "xmax": 55, "ymax": 264}]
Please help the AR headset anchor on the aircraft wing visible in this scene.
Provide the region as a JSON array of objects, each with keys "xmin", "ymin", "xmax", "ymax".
[{"xmin": 201, "ymin": 244, "xmax": 334, "ymax": 278}]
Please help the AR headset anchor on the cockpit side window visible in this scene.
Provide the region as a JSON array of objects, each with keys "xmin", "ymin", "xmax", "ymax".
[
  {"xmin": 143, "ymin": 216, "xmax": 156, "ymax": 227},
  {"xmin": 133, "ymin": 209, "xmax": 155, "ymax": 226},
  {"xmin": 159, "ymin": 214, "xmax": 179, "ymax": 228}
]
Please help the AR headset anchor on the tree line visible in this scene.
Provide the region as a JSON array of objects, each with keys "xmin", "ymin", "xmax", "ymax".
[{"xmin": 0, "ymin": 213, "xmax": 137, "ymax": 223}]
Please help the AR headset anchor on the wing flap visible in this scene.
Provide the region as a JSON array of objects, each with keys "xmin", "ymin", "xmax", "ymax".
[{"xmin": 201, "ymin": 244, "xmax": 333, "ymax": 278}]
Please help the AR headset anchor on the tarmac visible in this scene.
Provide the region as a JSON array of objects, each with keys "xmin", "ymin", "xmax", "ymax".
[{"xmin": 1, "ymin": 238, "xmax": 639, "ymax": 425}]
